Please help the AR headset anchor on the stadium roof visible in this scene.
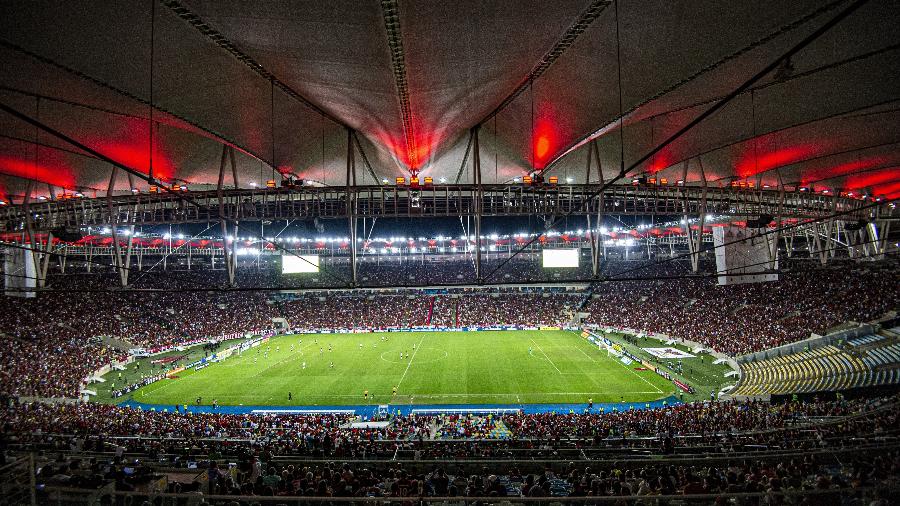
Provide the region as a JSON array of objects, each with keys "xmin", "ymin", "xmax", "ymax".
[{"xmin": 0, "ymin": 0, "xmax": 898, "ymax": 201}]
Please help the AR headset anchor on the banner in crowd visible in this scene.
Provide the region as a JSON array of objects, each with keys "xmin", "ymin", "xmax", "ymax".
[
  {"xmin": 643, "ymin": 347, "xmax": 696, "ymax": 359},
  {"xmin": 290, "ymin": 324, "xmax": 558, "ymax": 334}
]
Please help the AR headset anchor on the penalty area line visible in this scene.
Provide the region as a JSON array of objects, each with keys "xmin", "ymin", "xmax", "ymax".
[
  {"xmin": 530, "ymin": 338, "xmax": 562, "ymax": 374},
  {"xmin": 568, "ymin": 331, "xmax": 663, "ymax": 394}
]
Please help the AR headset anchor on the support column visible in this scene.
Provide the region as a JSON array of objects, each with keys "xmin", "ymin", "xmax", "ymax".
[
  {"xmin": 217, "ymin": 145, "xmax": 238, "ymax": 286},
  {"xmin": 767, "ymin": 170, "xmax": 785, "ymax": 269},
  {"xmin": 472, "ymin": 127, "xmax": 483, "ymax": 283},
  {"xmin": 346, "ymin": 128, "xmax": 359, "ymax": 286},
  {"xmin": 822, "ymin": 198, "xmax": 839, "ymax": 262},
  {"xmin": 58, "ymin": 244, "xmax": 67, "ymax": 274},
  {"xmin": 22, "ymin": 181, "xmax": 47, "ymax": 288},
  {"xmin": 873, "ymin": 220, "xmax": 890, "ymax": 259},
  {"xmin": 682, "ymin": 160, "xmax": 707, "ymax": 273},
  {"xmin": 585, "ymin": 140, "xmax": 604, "ymax": 277},
  {"xmin": 39, "ymin": 231, "xmax": 53, "ymax": 284},
  {"xmin": 107, "ymin": 167, "xmax": 128, "ymax": 287}
]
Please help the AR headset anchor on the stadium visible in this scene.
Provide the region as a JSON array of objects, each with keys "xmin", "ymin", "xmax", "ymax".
[{"xmin": 0, "ymin": 0, "xmax": 899, "ymax": 504}]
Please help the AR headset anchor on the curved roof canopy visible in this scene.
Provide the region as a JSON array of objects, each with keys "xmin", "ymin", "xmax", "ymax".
[{"xmin": 0, "ymin": 0, "xmax": 898, "ymax": 201}]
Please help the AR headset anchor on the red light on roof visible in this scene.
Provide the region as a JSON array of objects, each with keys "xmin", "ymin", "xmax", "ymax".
[{"xmin": 535, "ymin": 136, "xmax": 550, "ymax": 159}]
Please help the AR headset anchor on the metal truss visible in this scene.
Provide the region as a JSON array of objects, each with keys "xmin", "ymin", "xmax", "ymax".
[{"xmin": 0, "ymin": 183, "xmax": 879, "ymax": 232}]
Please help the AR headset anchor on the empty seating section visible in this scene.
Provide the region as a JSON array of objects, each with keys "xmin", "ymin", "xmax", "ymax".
[
  {"xmin": 847, "ymin": 334, "xmax": 886, "ymax": 347},
  {"xmin": 863, "ymin": 342, "xmax": 900, "ymax": 386},
  {"xmin": 734, "ymin": 339, "xmax": 900, "ymax": 396}
]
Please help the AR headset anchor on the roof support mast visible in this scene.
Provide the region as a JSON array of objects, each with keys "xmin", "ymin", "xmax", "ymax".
[
  {"xmin": 21, "ymin": 180, "xmax": 49, "ymax": 289},
  {"xmin": 767, "ymin": 170, "xmax": 786, "ymax": 270},
  {"xmin": 346, "ymin": 128, "xmax": 359, "ymax": 287},
  {"xmin": 107, "ymin": 166, "xmax": 130, "ymax": 287},
  {"xmin": 585, "ymin": 140, "xmax": 605, "ymax": 277},
  {"xmin": 472, "ymin": 126, "xmax": 483, "ymax": 284},
  {"xmin": 217, "ymin": 145, "xmax": 239, "ymax": 286},
  {"xmin": 681, "ymin": 160, "xmax": 707, "ymax": 273}
]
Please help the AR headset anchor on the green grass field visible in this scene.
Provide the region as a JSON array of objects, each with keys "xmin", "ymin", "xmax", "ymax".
[{"xmin": 116, "ymin": 330, "xmax": 684, "ymax": 407}]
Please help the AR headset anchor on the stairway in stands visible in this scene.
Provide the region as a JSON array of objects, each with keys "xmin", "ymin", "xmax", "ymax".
[
  {"xmin": 272, "ymin": 298, "xmax": 289, "ymax": 319},
  {"xmin": 426, "ymin": 296, "xmax": 435, "ymax": 326}
]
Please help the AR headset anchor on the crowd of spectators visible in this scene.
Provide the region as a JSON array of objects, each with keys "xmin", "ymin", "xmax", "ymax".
[
  {"xmin": 0, "ymin": 258, "xmax": 895, "ymax": 398},
  {"xmin": 3, "ymin": 395, "xmax": 894, "ymax": 448},
  {"xmin": 582, "ymin": 260, "xmax": 899, "ymax": 355},
  {"xmin": 27, "ymin": 448, "xmax": 900, "ymax": 501},
  {"xmin": 3, "ymin": 395, "xmax": 898, "ymax": 501},
  {"xmin": 0, "ymin": 335, "xmax": 125, "ymax": 399}
]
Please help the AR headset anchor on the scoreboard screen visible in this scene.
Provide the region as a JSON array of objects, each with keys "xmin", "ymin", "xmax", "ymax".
[
  {"xmin": 542, "ymin": 248, "xmax": 580, "ymax": 268},
  {"xmin": 282, "ymin": 254, "xmax": 320, "ymax": 273}
]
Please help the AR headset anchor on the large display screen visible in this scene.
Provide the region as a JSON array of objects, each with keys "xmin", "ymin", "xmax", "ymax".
[
  {"xmin": 542, "ymin": 248, "xmax": 580, "ymax": 268},
  {"xmin": 282, "ymin": 254, "xmax": 320, "ymax": 273}
]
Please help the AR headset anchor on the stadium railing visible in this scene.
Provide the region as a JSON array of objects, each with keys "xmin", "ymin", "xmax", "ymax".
[{"xmin": 20, "ymin": 484, "xmax": 900, "ymax": 505}]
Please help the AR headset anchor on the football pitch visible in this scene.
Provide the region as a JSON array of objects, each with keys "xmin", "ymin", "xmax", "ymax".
[{"xmin": 129, "ymin": 330, "xmax": 675, "ymax": 406}]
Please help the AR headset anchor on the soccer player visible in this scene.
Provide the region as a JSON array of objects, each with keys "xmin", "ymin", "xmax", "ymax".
[
  {"xmin": 329, "ymin": 344, "xmax": 333, "ymax": 352},
  {"xmin": 364, "ymin": 390, "xmax": 369, "ymax": 401},
  {"xmin": 288, "ymin": 392, "xmax": 292, "ymax": 401},
  {"xmin": 302, "ymin": 361, "xmax": 306, "ymax": 370},
  {"xmin": 320, "ymin": 347, "xmax": 323, "ymax": 354},
  {"xmin": 330, "ymin": 361, "xmax": 334, "ymax": 369},
  {"xmin": 359, "ymin": 343, "xmax": 363, "ymax": 349},
  {"xmin": 392, "ymin": 386, "xmax": 397, "ymax": 396}
]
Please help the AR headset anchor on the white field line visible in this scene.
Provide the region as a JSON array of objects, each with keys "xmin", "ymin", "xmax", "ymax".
[
  {"xmin": 530, "ymin": 338, "xmax": 562, "ymax": 374},
  {"xmin": 251, "ymin": 340, "xmax": 317, "ymax": 377},
  {"xmin": 573, "ymin": 344, "xmax": 598, "ymax": 362},
  {"xmin": 570, "ymin": 331, "xmax": 662, "ymax": 394},
  {"xmin": 396, "ymin": 333, "xmax": 427, "ymax": 392}
]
